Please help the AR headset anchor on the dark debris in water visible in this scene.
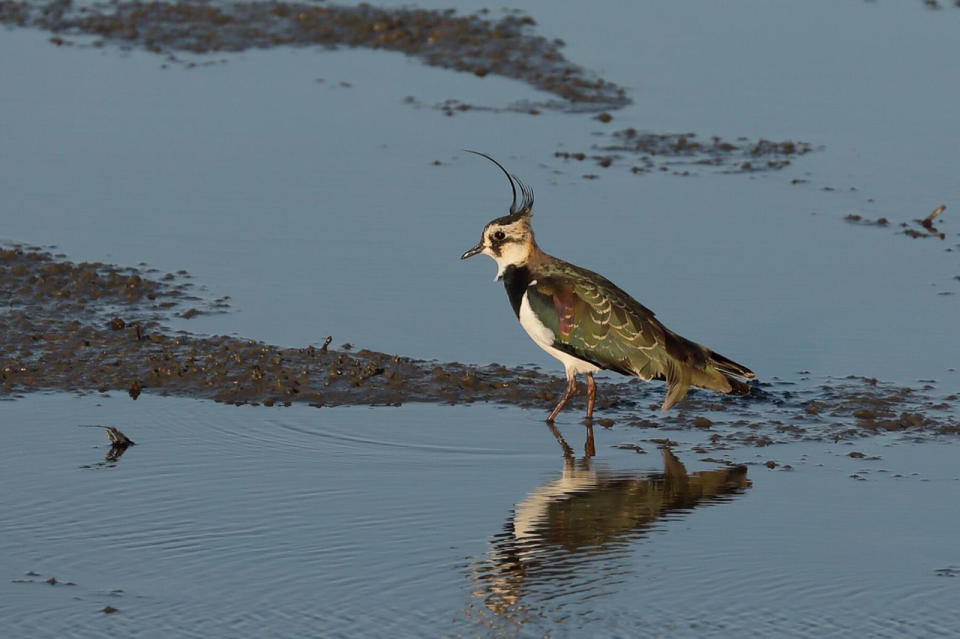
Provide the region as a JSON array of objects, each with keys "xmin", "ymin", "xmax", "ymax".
[
  {"xmin": 1, "ymin": 246, "xmax": 958, "ymax": 452},
  {"xmin": 105, "ymin": 425, "xmax": 134, "ymax": 446},
  {"xmin": 843, "ymin": 205, "xmax": 957, "ymax": 293},
  {"xmin": 844, "ymin": 204, "xmax": 949, "ymax": 240},
  {"xmin": 904, "ymin": 204, "xmax": 948, "ymax": 240},
  {"xmin": 843, "ymin": 213, "xmax": 889, "ymax": 227},
  {"xmin": 403, "ymin": 96, "xmax": 549, "ymax": 117},
  {"xmin": 10, "ymin": 572, "xmax": 76, "ymax": 586},
  {"xmin": 555, "ymin": 130, "xmax": 815, "ymax": 176},
  {"xmin": 918, "ymin": 0, "xmax": 960, "ymax": 9},
  {"xmin": 77, "ymin": 424, "xmax": 136, "ymax": 467},
  {"xmin": 0, "ymin": 0, "xmax": 628, "ymax": 110},
  {"xmin": 864, "ymin": 0, "xmax": 960, "ymax": 10}
]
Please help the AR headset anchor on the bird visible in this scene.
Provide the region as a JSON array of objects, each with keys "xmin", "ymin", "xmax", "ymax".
[{"xmin": 460, "ymin": 151, "xmax": 755, "ymax": 422}]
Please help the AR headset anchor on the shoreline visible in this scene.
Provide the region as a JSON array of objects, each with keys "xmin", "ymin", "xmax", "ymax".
[{"xmin": 2, "ymin": 244, "xmax": 957, "ymax": 452}]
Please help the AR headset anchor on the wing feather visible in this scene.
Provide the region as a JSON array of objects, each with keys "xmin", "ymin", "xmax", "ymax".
[
  {"xmin": 525, "ymin": 260, "xmax": 753, "ymax": 410},
  {"xmin": 525, "ymin": 269, "xmax": 665, "ymax": 379}
]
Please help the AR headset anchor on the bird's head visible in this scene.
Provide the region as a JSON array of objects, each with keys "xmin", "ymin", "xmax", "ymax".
[{"xmin": 461, "ymin": 151, "xmax": 536, "ymax": 281}]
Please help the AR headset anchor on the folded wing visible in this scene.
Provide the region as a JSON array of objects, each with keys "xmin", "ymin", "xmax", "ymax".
[{"xmin": 525, "ymin": 265, "xmax": 753, "ymax": 410}]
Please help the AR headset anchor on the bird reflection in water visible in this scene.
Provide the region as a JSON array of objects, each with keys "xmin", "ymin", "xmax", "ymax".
[{"xmin": 467, "ymin": 423, "xmax": 751, "ymax": 620}]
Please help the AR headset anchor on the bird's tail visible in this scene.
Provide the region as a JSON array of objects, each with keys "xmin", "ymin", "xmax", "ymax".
[
  {"xmin": 661, "ymin": 348, "xmax": 755, "ymax": 411},
  {"xmin": 707, "ymin": 349, "xmax": 755, "ymax": 395}
]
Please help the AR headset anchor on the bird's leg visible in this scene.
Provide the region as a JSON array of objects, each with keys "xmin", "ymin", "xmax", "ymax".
[
  {"xmin": 585, "ymin": 373, "xmax": 597, "ymax": 421},
  {"xmin": 547, "ymin": 374, "xmax": 578, "ymax": 423}
]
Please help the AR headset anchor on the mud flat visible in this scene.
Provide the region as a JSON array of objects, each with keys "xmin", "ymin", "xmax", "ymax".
[
  {"xmin": 1, "ymin": 1, "xmax": 824, "ymax": 176},
  {"xmin": 2, "ymin": 244, "xmax": 957, "ymax": 450},
  {"xmin": 555, "ymin": 128, "xmax": 815, "ymax": 176},
  {"xmin": 0, "ymin": 0, "xmax": 628, "ymax": 109}
]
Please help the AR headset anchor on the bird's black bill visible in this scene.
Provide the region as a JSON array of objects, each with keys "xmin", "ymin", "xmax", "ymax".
[{"xmin": 461, "ymin": 243, "xmax": 483, "ymax": 260}]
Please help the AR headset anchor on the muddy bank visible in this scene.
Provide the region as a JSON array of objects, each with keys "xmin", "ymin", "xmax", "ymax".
[
  {"xmin": 0, "ymin": 0, "xmax": 628, "ymax": 109},
  {"xmin": 2, "ymin": 245, "xmax": 958, "ymax": 449},
  {"xmin": 554, "ymin": 128, "xmax": 815, "ymax": 176},
  {"xmin": 3, "ymin": 1, "xmax": 823, "ymax": 177}
]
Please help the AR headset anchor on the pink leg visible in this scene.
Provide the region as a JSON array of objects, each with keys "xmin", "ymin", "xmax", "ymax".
[
  {"xmin": 585, "ymin": 373, "xmax": 597, "ymax": 420},
  {"xmin": 547, "ymin": 374, "xmax": 578, "ymax": 423}
]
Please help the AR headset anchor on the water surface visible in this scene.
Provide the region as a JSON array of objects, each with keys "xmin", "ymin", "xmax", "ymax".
[
  {"xmin": 2, "ymin": 2, "xmax": 960, "ymax": 637},
  {"xmin": 2, "ymin": 394, "xmax": 959, "ymax": 637},
  {"xmin": 1, "ymin": 1, "xmax": 958, "ymax": 383}
]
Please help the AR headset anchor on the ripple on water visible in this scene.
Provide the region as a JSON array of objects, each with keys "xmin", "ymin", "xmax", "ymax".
[{"xmin": 2, "ymin": 394, "xmax": 960, "ymax": 638}]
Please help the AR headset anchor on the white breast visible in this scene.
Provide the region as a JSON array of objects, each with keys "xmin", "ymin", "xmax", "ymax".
[{"xmin": 519, "ymin": 290, "xmax": 599, "ymax": 377}]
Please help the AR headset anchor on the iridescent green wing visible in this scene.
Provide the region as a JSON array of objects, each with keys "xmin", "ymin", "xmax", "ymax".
[
  {"xmin": 528, "ymin": 261, "xmax": 743, "ymax": 409},
  {"xmin": 525, "ymin": 266, "xmax": 669, "ymax": 381}
]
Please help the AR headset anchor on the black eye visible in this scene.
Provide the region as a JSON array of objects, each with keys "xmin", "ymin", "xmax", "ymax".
[{"xmin": 493, "ymin": 230, "xmax": 506, "ymax": 241}]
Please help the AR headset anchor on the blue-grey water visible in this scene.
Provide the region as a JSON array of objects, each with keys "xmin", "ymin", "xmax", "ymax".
[
  {"xmin": 2, "ymin": 1, "xmax": 960, "ymax": 637},
  {"xmin": 2, "ymin": 1, "xmax": 958, "ymax": 382},
  {"xmin": 2, "ymin": 394, "xmax": 960, "ymax": 638}
]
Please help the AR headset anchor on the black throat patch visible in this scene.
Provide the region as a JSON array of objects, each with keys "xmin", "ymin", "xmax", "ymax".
[{"xmin": 501, "ymin": 264, "xmax": 533, "ymax": 318}]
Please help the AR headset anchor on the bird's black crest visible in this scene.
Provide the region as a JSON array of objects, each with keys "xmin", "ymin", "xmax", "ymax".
[{"xmin": 465, "ymin": 150, "xmax": 534, "ymax": 218}]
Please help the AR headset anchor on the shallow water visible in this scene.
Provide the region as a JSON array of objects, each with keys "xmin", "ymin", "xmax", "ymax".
[
  {"xmin": 2, "ymin": 2, "xmax": 960, "ymax": 637},
  {"xmin": 2, "ymin": 1, "xmax": 958, "ymax": 384},
  {"xmin": 2, "ymin": 393, "xmax": 959, "ymax": 638}
]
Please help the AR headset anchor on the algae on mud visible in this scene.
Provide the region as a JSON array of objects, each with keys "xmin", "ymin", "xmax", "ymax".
[{"xmin": 2, "ymin": 244, "xmax": 958, "ymax": 452}]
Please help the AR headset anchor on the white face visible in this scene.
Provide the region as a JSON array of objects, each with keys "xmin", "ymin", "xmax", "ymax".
[{"xmin": 463, "ymin": 216, "xmax": 534, "ymax": 280}]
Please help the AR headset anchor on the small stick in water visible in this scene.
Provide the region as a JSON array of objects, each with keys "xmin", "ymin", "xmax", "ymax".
[
  {"xmin": 105, "ymin": 426, "xmax": 135, "ymax": 447},
  {"xmin": 103, "ymin": 427, "xmax": 135, "ymax": 463},
  {"xmin": 921, "ymin": 204, "xmax": 946, "ymax": 230}
]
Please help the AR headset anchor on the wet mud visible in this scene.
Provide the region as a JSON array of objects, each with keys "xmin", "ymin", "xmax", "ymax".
[
  {"xmin": 554, "ymin": 129, "xmax": 815, "ymax": 177},
  {"xmin": 3, "ymin": 1, "xmax": 825, "ymax": 179},
  {"xmin": 0, "ymin": 0, "xmax": 628, "ymax": 109},
  {"xmin": 10, "ymin": 570, "xmax": 126, "ymax": 616},
  {"xmin": 2, "ymin": 244, "xmax": 957, "ymax": 451}
]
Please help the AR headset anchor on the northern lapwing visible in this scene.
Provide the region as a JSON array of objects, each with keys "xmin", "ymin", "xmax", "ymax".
[{"xmin": 461, "ymin": 152, "xmax": 755, "ymax": 422}]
